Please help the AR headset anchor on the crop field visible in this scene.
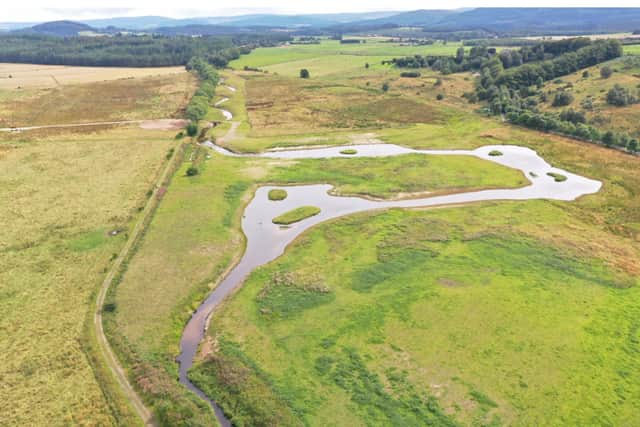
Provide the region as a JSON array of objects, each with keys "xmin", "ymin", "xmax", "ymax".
[{"xmin": 537, "ymin": 56, "xmax": 640, "ymax": 137}]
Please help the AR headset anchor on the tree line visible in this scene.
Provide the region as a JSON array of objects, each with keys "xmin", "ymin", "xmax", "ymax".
[
  {"xmin": 0, "ymin": 33, "xmax": 287, "ymax": 67},
  {"xmin": 389, "ymin": 37, "xmax": 636, "ymax": 153},
  {"xmin": 386, "ymin": 37, "xmax": 594, "ymax": 75},
  {"xmin": 185, "ymin": 58, "xmax": 220, "ymax": 122}
]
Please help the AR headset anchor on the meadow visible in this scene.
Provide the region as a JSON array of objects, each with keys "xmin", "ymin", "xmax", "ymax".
[
  {"xmin": 0, "ymin": 68, "xmax": 195, "ymax": 425},
  {"xmin": 537, "ymin": 55, "xmax": 640, "ymax": 137},
  {"xmin": 186, "ymin": 39, "xmax": 640, "ymax": 426},
  {"xmin": 229, "ymin": 38, "xmax": 463, "ymax": 77},
  {"xmin": 0, "ymin": 71, "xmax": 195, "ymax": 128}
]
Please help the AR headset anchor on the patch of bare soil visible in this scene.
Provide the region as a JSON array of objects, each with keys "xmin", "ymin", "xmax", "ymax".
[{"xmin": 139, "ymin": 119, "xmax": 187, "ymax": 131}]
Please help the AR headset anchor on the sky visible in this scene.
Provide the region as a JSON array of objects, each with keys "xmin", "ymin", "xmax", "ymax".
[{"xmin": 4, "ymin": 1, "xmax": 640, "ymax": 22}]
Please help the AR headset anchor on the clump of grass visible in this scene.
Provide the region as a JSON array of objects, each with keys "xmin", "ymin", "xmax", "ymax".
[
  {"xmin": 272, "ymin": 206, "xmax": 320, "ymax": 225},
  {"xmin": 547, "ymin": 172, "xmax": 568, "ymax": 182},
  {"xmin": 340, "ymin": 149, "xmax": 358, "ymax": 155},
  {"xmin": 469, "ymin": 389, "xmax": 498, "ymax": 409},
  {"xmin": 488, "ymin": 150, "xmax": 503, "ymax": 156},
  {"xmin": 268, "ymin": 189, "xmax": 288, "ymax": 201}
]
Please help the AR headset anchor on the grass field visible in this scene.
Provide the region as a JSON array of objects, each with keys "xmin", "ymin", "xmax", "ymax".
[
  {"xmin": 624, "ymin": 44, "xmax": 640, "ymax": 55},
  {"xmin": 0, "ymin": 63, "xmax": 186, "ymax": 89},
  {"xmin": 0, "ymin": 63, "xmax": 196, "ymax": 426},
  {"xmin": 0, "ymin": 71, "xmax": 195, "ymax": 128},
  {"xmin": 0, "ymin": 126, "xmax": 179, "ymax": 425},
  {"xmin": 185, "ymin": 42, "xmax": 640, "ymax": 425},
  {"xmin": 194, "ymin": 199, "xmax": 639, "ymax": 426},
  {"xmin": 229, "ymin": 39, "xmax": 463, "ymax": 77}
]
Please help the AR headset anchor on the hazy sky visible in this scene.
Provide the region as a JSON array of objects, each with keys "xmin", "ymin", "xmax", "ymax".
[{"xmin": 4, "ymin": 1, "xmax": 640, "ymax": 22}]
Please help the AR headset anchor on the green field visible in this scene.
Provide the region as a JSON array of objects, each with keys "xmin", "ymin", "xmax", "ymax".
[
  {"xmin": 229, "ymin": 39, "xmax": 463, "ymax": 77},
  {"xmin": 624, "ymin": 44, "xmax": 640, "ymax": 55}
]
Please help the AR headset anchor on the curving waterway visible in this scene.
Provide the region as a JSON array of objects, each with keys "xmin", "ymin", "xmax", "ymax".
[{"xmin": 176, "ymin": 142, "xmax": 602, "ymax": 426}]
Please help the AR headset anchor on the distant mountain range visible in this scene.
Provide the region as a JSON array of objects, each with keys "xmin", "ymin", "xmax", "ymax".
[{"xmin": 3, "ymin": 8, "xmax": 640, "ymax": 37}]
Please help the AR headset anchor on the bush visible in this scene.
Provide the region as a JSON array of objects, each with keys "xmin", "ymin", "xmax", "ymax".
[
  {"xmin": 268, "ymin": 189, "xmax": 288, "ymax": 201},
  {"xmin": 400, "ymin": 71, "xmax": 421, "ymax": 78},
  {"xmin": 436, "ymin": 93, "xmax": 444, "ymax": 100},
  {"xmin": 186, "ymin": 122, "xmax": 198, "ymax": 137},
  {"xmin": 552, "ymin": 92, "xmax": 574, "ymax": 107},
  {"xmin": 186, "ymin": 166, "xmax": 199, "ymax": 176},
  {"xmin": 559, "ymin": 109, "xmax": 586, "ymax": 124},
  {"xmin": 382, "ymin": 82, "xmax": 390, "ymax": 92},
  {"xmin": 300, "ymin": 68, "xmax": 310, "ymax": 79},
  {"xmin": 600, "ymin": 65, "xmax": 613, "ymax": 79},
  {"xmin": 606, "ymin": 84, "xmax": 638, "ymax": 106}
]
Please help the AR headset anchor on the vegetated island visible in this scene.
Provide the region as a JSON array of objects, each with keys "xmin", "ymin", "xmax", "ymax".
[{"xmin": 272, "ymin": 206, "xmax": 321, "ymax": 225}]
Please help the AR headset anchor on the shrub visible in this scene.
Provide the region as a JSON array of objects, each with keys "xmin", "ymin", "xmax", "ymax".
[
  {"xmin": 400, "ymin": 71, "xmax": 421, "ymax": 78},
  {"xmin": 436, "ymin": 93, "xmax": 444, "ymax": 100},
  {"xmin": 300, "ymin": 68, "xmax": 310, "ymax": 79},
  {"xmin": 268, "ymin": 189, "xmax": 288, "ymax": 201},
  {"xmin": 600, "ymin": 65, "xmax": 613, "ymax": 79},
  {"xmin": 382, "ymin": 82, "xmax": 390, "ymax": 92},
  {"xmin": 552, "ymin": 92, "xmax": 574, "ymax": 107},
  {"xmin": 559, "ymin": 109, "xmax": 586, "ymax": 124},
  {"xmin": 186, "ymin": 122, "xmax": 198, "ymax": 137},
  {"xmin": 606, "ymin": 84, "xmax": 638, "ymax": 106},
  {"xmin": 488, "ymin": 150, "xmax": 503, "ymax": 156},
  {"xmin": 547, "ymin": 172, "xmax": 568, "ymax": 182},
  {"xmin": 186, "ymin": 166, "xmax": 199, "ymax": 176}
]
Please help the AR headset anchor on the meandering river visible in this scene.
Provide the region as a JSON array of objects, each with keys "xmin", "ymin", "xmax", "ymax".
[{"xmin": 175, "ymin": 140, "xmax": 601, "ymax": 425}]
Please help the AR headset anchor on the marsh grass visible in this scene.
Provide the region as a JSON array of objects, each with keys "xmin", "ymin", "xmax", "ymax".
[
  {"xmin": 268, "ymin": 188, "xmax": 288, "ymax": 200},
  {"xmin": 272, "ymin": 206, "xmax": 321, "ymax": 225},
  {"xmin": 547, "ymin": 172, "xmax": 568, "ymax": 182}
]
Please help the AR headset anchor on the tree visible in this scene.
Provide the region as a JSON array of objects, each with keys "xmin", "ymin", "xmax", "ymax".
[
  {"xmin": 365, "ymin": 62, "xmax": 370, "ymax": 69},
  {"xmin": 602, "ymin": 130, "xmax": 616, "ymax": 147},
  {"xmin": 455, "ymin": 47, "xmax": 465, "ymax": 64},
  {"xmin": 606, "ymin": 84, "xmax": 638, "ymax": 106},
  {"xmin": 628, "ymin": 138, "xmax": 639, "ymax": 153},
  {"xmin": 600, "ymin": 65, "xmax": 613, "ymax": 79},
  {"xmin": 582, "ymin": 70, "xmax": 590, "ymax": 78},
  {"xmin": 299, "ymin": 68, "xmax": 310, "ymax": 79},
  {"xmin": 186, "ymin": 122, "xmax": 198, "ymax": 137},
  {"xmin": 186, "ymin": 166, "xmax": 199, "ymax": 176},
  {"xmin": 382, "ymin": 82, "xmax": 390, "ymax": 92},
  {"xmin": 552, "ymin": 92, "xmax": 574, "ymax": 107}
]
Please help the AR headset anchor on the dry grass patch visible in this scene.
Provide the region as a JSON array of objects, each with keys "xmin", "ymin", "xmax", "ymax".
[
  {"xmin": 0, "ymin": 127, "xmax": 176, "ymax": 425},
  {"xmin": 0, "ymin": 72, "xmax": 196, "ymax": 127},
  {"xmin": 0, "ymin": 62, "xmax": 186, "ymax": 89}
]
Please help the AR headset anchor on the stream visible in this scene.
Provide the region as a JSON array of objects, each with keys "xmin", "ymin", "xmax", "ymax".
[{"xmin": 176, "ymin": 141, "xmax": 602, "ymax": 426}]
